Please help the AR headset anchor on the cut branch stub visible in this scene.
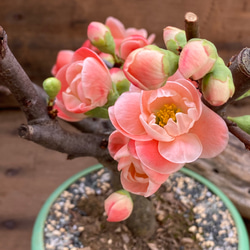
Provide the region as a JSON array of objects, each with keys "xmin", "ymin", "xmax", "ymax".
[{"xmin": 184, "ymin": 12, "xmax": 200, "ymax": 40}]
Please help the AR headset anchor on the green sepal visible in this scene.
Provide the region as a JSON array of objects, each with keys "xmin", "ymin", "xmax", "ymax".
[
  {"xmin": 85, "ymin": 107, "xmax": 109, "ymax": 119},
  {"xmin": 166, "ymin": 31, "xmax": 187, "ymax": 55},
  {"xmin": 228, "ymin": 115, "xmax": 250, "ymax": 134},
  {"xmin": 162, "ymin": 50, "xmax": 179, "ymax": 76},
  {"xmin": 115, "ymin": 79, "xmax": 130, "ymax": 95},
  {"xmin": 104, "ymin": 83, "xmax": 120, "ymax": 108},
  {"xmin": 92, "ymin": 29, "xmax": 116, "ymax": 56},
  {"xmin": 116, "ymin": 189, "xmax": 133, "ymax": 202},
  {"xmin": 202, "ymin": 57, "xmax": 235, "ymax": 93}
]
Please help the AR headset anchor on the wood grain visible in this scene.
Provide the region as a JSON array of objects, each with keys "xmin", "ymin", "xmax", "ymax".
[
  {"xmin": 0, "ymin": 0, "xmax": 250, "ymax": 85},
  {"xmin": 1, "ymin": 1, "xmax": 250, "ymax": 249},
  {"xmin": 0, "ymin": 110, "xmax": 98, "ymax": 250}
]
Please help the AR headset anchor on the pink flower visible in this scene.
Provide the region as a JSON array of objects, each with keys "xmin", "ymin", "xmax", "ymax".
[
  {"xmin": 119, "ymin": 35, "xmax": 149, "ymax": 60},
  {"xmin": 179, "ymin": 38, "xmax": 218, "ymax": 80},
  {"xmin": 123, "ymin": 45, "xmax": 178, "ymax": 90},
  {"xmin": 51, "ymin": 50, "xmax": 74, "ymax": 76},
  {"xmin": 104, "ymin": 189, "xmax": 133, "ymax": 222},
  {"xmin": 109, "ymin": 77, "xmax": 229, "ymax": 167},
  {"xmin": 54, "ymin": 47, "xmax": 112, "ymax": 121},
  {"xmin": 109, "ymin": 131, "xmax": 171, "ymax": 197},
  {"xmin": 105, "ymin": 16, "xmax": 155, "ymax": 59}
]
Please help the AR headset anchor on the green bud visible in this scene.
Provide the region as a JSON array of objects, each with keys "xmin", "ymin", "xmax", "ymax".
[
  {"xmin": 228, "ymin": 115, "xmax": 250, "ymax": 134},
  {"xmin": 43, "ymin": 77, "xmax": 61, "ymax": 100}
]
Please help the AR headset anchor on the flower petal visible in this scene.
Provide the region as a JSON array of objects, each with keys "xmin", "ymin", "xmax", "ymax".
[
  {"xmin": 135, "ymin": 140, "xmax": 184, "ymax": 174},
  {"xmin": 159, "ymin": 133, "xmax": 203, "ymax": 163},
  {"xmin": 189, "ymin": 104, "xmax": 229, "ymax": 158}
]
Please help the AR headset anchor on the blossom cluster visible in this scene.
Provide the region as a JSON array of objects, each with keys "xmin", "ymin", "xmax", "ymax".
[{"xmin": 46, "ymin": 16, "xmax": 233, "ymax": 220}]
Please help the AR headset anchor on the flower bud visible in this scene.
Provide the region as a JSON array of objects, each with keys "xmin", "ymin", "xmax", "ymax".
[
  {"xmin": 202, "ymin": 57, "xmax": 235, "ymax": 106},
  {"xmin": 110, "ymin": 68, "xmax": 130, "ymax": 95},
  {"xmin": 163, "ymin": 26, "xmax": 187, "ymax": 55},
  {"xmin": 228, "ymin": 115, "xmax": 250, "ymax": 134},
  {"xmin": 123, "ymin": 45, "xmax": 179, "ymax": 90},
  {"xmin": 104, "ymin": 190, "xmax": 133, "ymax": 222},
  {"xmin": 99, "ymin": 52, "xmax": 115, "ymax": 68},
  {"xmin": 87, "ymin": 21, "xmax": 115, "ymax": 55},
  {"xmin": 179, "ymin": 38, "xmax": 218, "ymax": 80},
  {"xmin": 43, "ymin": 77, "xmax": 61, "ymax": 100}
]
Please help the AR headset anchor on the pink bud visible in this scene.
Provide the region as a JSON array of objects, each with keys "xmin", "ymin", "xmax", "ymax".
[
  {"xmin": 87, "ymin": 22, "xmax": 115, "ymax": 54},
  {"xmin": 104, "ymin": 190, "xmax": 133, "ymax": 222},
  {"xmin": 202, "ymin": 58, "xmax": 235, "ymax": 106},
  {"xmin": 163, "ymin": 26, "xmax": 187, "ymax": 55},
  {"xmin": 179, "ymin": 39, "xmax": 218, "ymax": 80},
  {"xmin": 123, "ymin": 45, "xmax": 178, "ymax": 90}
]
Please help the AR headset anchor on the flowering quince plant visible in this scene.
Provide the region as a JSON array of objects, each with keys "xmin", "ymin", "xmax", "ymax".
[{"xmin": 44, "ymin": 16, "xmax": 241, "ymax": 222}]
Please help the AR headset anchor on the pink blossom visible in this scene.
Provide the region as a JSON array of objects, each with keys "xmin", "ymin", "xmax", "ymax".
[
  {"xmin": 179, "ymin": 39, "xmax": 218, "ymax": 80},
  {"xmin": 54, "ymin": 47, "xmax": 112, "ymax": 121},
  {"xmin": 105, "ymin": 16, "xmax": 155, "ymax": 59},
  {"xmin": 109, "ymin": 131, "xmax": 171, "ymax": 197},
  {"xmin": 123, "ymin": 45, "xmax": 178, "ymax": 90},
  {"xmin": 51, "ymin": 50, "xmax": 74, "ymax": 76},
  {"xmin": 109, "ymin": 77, "xmax": 229, "ymax": 174},
  {"xmin": 105, "ymin": 16, "xmax": 155, "ymax": 44},
  {"xmin": 104, "ymin": 189, "xmax": 133, "ymax": 222},
  {"xmin": 119, "ymin": 35, "xmax": 149, "ymax": 60}
]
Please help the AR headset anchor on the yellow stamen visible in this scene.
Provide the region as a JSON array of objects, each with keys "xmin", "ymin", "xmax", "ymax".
[{"xmin": 155, "ymin": 103, "xmax": 181, "ymax": 127}]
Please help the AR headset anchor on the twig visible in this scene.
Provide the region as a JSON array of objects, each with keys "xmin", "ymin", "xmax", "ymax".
[
  {"xmin": 184, "ymin": 12, "xmax": 200, "ymax": 40},
  {"xmin": 18, "ymin": 122, "xmax": 112, "ymax": 160},
  {"xmin": 224, "ymin": 118, "xmax": 250, "ymax": 150}
]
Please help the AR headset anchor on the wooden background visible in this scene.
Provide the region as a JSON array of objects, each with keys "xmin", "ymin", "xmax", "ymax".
[{"xmin": 0, "ymin": 0, "xmax": 250, "ymax": 249}]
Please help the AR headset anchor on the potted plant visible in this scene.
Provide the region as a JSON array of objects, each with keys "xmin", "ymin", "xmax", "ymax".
[
  {"xmin": 0, "ymin": 12, "xmax": 249, "ymax": 249},
  {"xmin": 31, "ymin": 164, "xmax": 249, "ymax": 249}
]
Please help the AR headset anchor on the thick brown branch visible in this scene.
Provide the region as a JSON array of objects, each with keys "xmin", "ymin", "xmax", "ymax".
[
  {"xmin": 18, "ymin": 120, "xmax": 113, "ymax": 161},
  {"xmin": 70, "ymin": 118, "xmax": 114, "ymax": 134},
  {"xmin": 184, "ymin": 12, "xmax": 200, "ymax": 40},
  {"xmin": 0, "ymin": 26, "xmax": 48, "ymax": 123},
  {"xmin": 229, "ymin": 48, "xmax": 250, "ymax": 100}
]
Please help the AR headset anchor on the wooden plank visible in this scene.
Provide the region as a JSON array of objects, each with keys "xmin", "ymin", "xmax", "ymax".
[
  {"xmin": 0, "ymin": 110, "xmax": 98, "ymax": 250},
  {"xmin": 0, "ymin": 0, "xmax": 250, "ymax": 85}
]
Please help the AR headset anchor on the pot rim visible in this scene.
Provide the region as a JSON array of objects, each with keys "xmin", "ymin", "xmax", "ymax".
[{"xmin": 31, "ymin": 164, "xmax": 249, "ymax": 250}]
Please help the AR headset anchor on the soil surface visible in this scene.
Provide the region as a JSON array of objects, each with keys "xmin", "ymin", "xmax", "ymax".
[{"xmin": 76, "ymin": 185, "xmax": 201, "ymax": 250}]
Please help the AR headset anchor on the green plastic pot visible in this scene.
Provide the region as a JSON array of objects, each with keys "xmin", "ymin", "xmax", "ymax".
[{"xmin": 31, "ymin": 164, "xmax": 249, "ymax": 250}]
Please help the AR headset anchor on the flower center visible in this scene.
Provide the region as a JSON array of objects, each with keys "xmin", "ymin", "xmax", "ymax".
[{"xmin": 155, "ymin": 103, "xmax": 181, "ymax": 127}]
